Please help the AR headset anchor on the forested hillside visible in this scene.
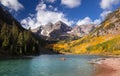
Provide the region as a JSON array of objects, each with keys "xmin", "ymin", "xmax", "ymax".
[
  {"xmin": 0, "ymin": 6, "xmax": 52, "ymax": 56},
  {"xmin": 0, "ymin": 22, "xmax": 41, "ymax": 56}
]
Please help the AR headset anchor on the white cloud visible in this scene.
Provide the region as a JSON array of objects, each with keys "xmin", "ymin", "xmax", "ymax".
[
  {"xmin": 93, "ymin": 19, "xmax": 101, "ymax": 24},
  {"xmin": 100, "ymin": 0, "xmax": 120, "ymax": 9},
  {"xmin": 48, "ymin": 5, "xmax": 58, "ymax": 11},
  {"xmin": 36, "ymin": 3, "xmax": 46, "ymax": 10},
  {"xmin": 76, "ymin": 0, "xmax": 120, "ymax": 26},
  {"xmin": 21, "ymin": 17, "xmax": 36, "ymax": 29},
  {"xmin": 36, "ymin": 10, "xmax": 73, "ymax": 26},
  {"xmin": 54, "ymin": 8, "xmax": 58, "ymax": 11},
  {"xmin": 77, "ymin": 17, "xmax": 92, "ymax": 25},
  {"xmin": 61, "ymin": 0, "xmax": 81, "ymax": 8},
  {"xmin": 21, "ymin": 2, "xmax": 74, "ymax": 29},
  {"xmin": 76, "ymin": 10, "xmax": 113, "ymax": 26},
  {"xmin": 100, "ymin": 10, "xmax": 112, "ymax": 20},
  {"xmin": 77, "ymin": 17, "xmax": 101, "ymax": 25},
  {"xmin": 0, "ymin": 0, "xmax": 24, "ymax": 11},
  {"xmin": 48, "ymin": 5, "xmax": 53, "ymax": 9}
]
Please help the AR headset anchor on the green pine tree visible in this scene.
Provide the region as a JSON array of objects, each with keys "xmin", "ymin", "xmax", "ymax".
[{"xmin": 12, "ymin": 21, "xmax": 19, "ymax": 40}]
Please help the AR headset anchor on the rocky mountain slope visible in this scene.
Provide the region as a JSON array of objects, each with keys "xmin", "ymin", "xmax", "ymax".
[
  {"xmin": 48, "ymin": 8, "xmax": 120, "ymax": 55},
  {"xmin": 32, "ymin": 21, "xmax": 72, "ymax": 40},
  {"xmin": 92, "ymin": 9, "xmax": 120, "ymax": 36},
  {"xmin": 32, "ymin": 21, "xmax": 95, "ymax": 40},
  {"xmin": 69, "ymin": 24, "xmax": 95, "ymax": 37}
]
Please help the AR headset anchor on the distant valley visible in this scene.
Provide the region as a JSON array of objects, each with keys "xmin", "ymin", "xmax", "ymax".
[{"xmin": 47, "ymin": 7, "xmax": 120, "ymax": 55}]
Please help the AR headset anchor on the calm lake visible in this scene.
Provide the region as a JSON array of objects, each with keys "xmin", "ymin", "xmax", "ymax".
[{"xmin": 0, "ymin": 55, "xmax": 106, "ymax": 76}]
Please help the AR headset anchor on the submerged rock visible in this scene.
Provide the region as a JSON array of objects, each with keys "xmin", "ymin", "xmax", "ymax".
[{"xmin": 59, "ymin": 57, "xmax": 66, "ymax": 61}]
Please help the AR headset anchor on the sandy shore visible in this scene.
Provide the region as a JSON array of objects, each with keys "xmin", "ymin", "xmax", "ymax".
[{"xmin": 93, "ymin": 58, "xmax": 120, "ymax": 76}]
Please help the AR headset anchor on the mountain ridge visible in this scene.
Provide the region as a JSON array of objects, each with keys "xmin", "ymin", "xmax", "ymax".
[
  {"xmin": 32, "ymin": 21, "xmax": 95, "ymax": 40},
  {"xmin": 48, "ymin": 7, "xmax": 120, "ymax": 55}
]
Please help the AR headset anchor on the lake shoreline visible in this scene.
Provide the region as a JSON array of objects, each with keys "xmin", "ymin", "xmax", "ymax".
[
  {"xmin": 0, "ymin": 53, "xmax": 62, "ymax": 60},
  {"xmin": 0, "ymin": 56, "xmax": 35, "ymax": 60},
  {"xmin": 93, "ymin": 58, "xmax": 120, "ymax": 76},
  {"xmin": 0, "ymin": 54, "xmax": 119, "ymax": 60}
]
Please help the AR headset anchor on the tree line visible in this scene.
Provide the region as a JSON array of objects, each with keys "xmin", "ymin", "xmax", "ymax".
[{"xmin": 0, "ymin": 21, "xmax": 40, "ymax": 56}]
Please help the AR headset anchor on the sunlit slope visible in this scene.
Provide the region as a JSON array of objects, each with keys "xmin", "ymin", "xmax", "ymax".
[
  {"xmin": 50, "ymin": 34, "xmax": 119, "ymax": 55},
  {"xmin": 47, "ymin": 8, "xmax": 120, "ymax": 55}
]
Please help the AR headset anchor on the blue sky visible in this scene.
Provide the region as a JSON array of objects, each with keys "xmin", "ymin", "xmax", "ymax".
[{"xmin": 0, "ymin": 0, "xmax": 120, "ymax": 29}]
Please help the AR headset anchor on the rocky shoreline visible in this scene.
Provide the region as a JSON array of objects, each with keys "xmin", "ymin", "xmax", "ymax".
[{"xmin": 91, "ymin": 58, "xmax": 120, "ymax": 76}]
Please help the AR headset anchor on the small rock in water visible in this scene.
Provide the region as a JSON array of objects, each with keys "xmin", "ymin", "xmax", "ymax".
[
  {"xmin": 89, "ymin": 58, "xmax": 105, "ymax": 64},
  {"xmin": 60, "ymin": 57, "xmax": 66, "ymax": 61}
]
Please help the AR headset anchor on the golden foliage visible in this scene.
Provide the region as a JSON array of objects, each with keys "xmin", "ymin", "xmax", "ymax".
[{"xmin": 47, "ymin": 34, "xmax": 120, "ymax": 55}]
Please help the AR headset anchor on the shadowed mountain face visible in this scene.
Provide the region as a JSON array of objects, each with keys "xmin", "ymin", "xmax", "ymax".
[
  {"xmin": 0, "ymin": 6, "xmax": 23, "ymax": 30},
  {"xmin": 0, "ymin": 6, "xmax": 14, "ymax": 25},
  {"xmin": 32, "ymin": 21, "xmax": 95, "ymax": 40},
  {"xmin": 49, "ymin": 21, "xmax": 72, "ymax": 40}
]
